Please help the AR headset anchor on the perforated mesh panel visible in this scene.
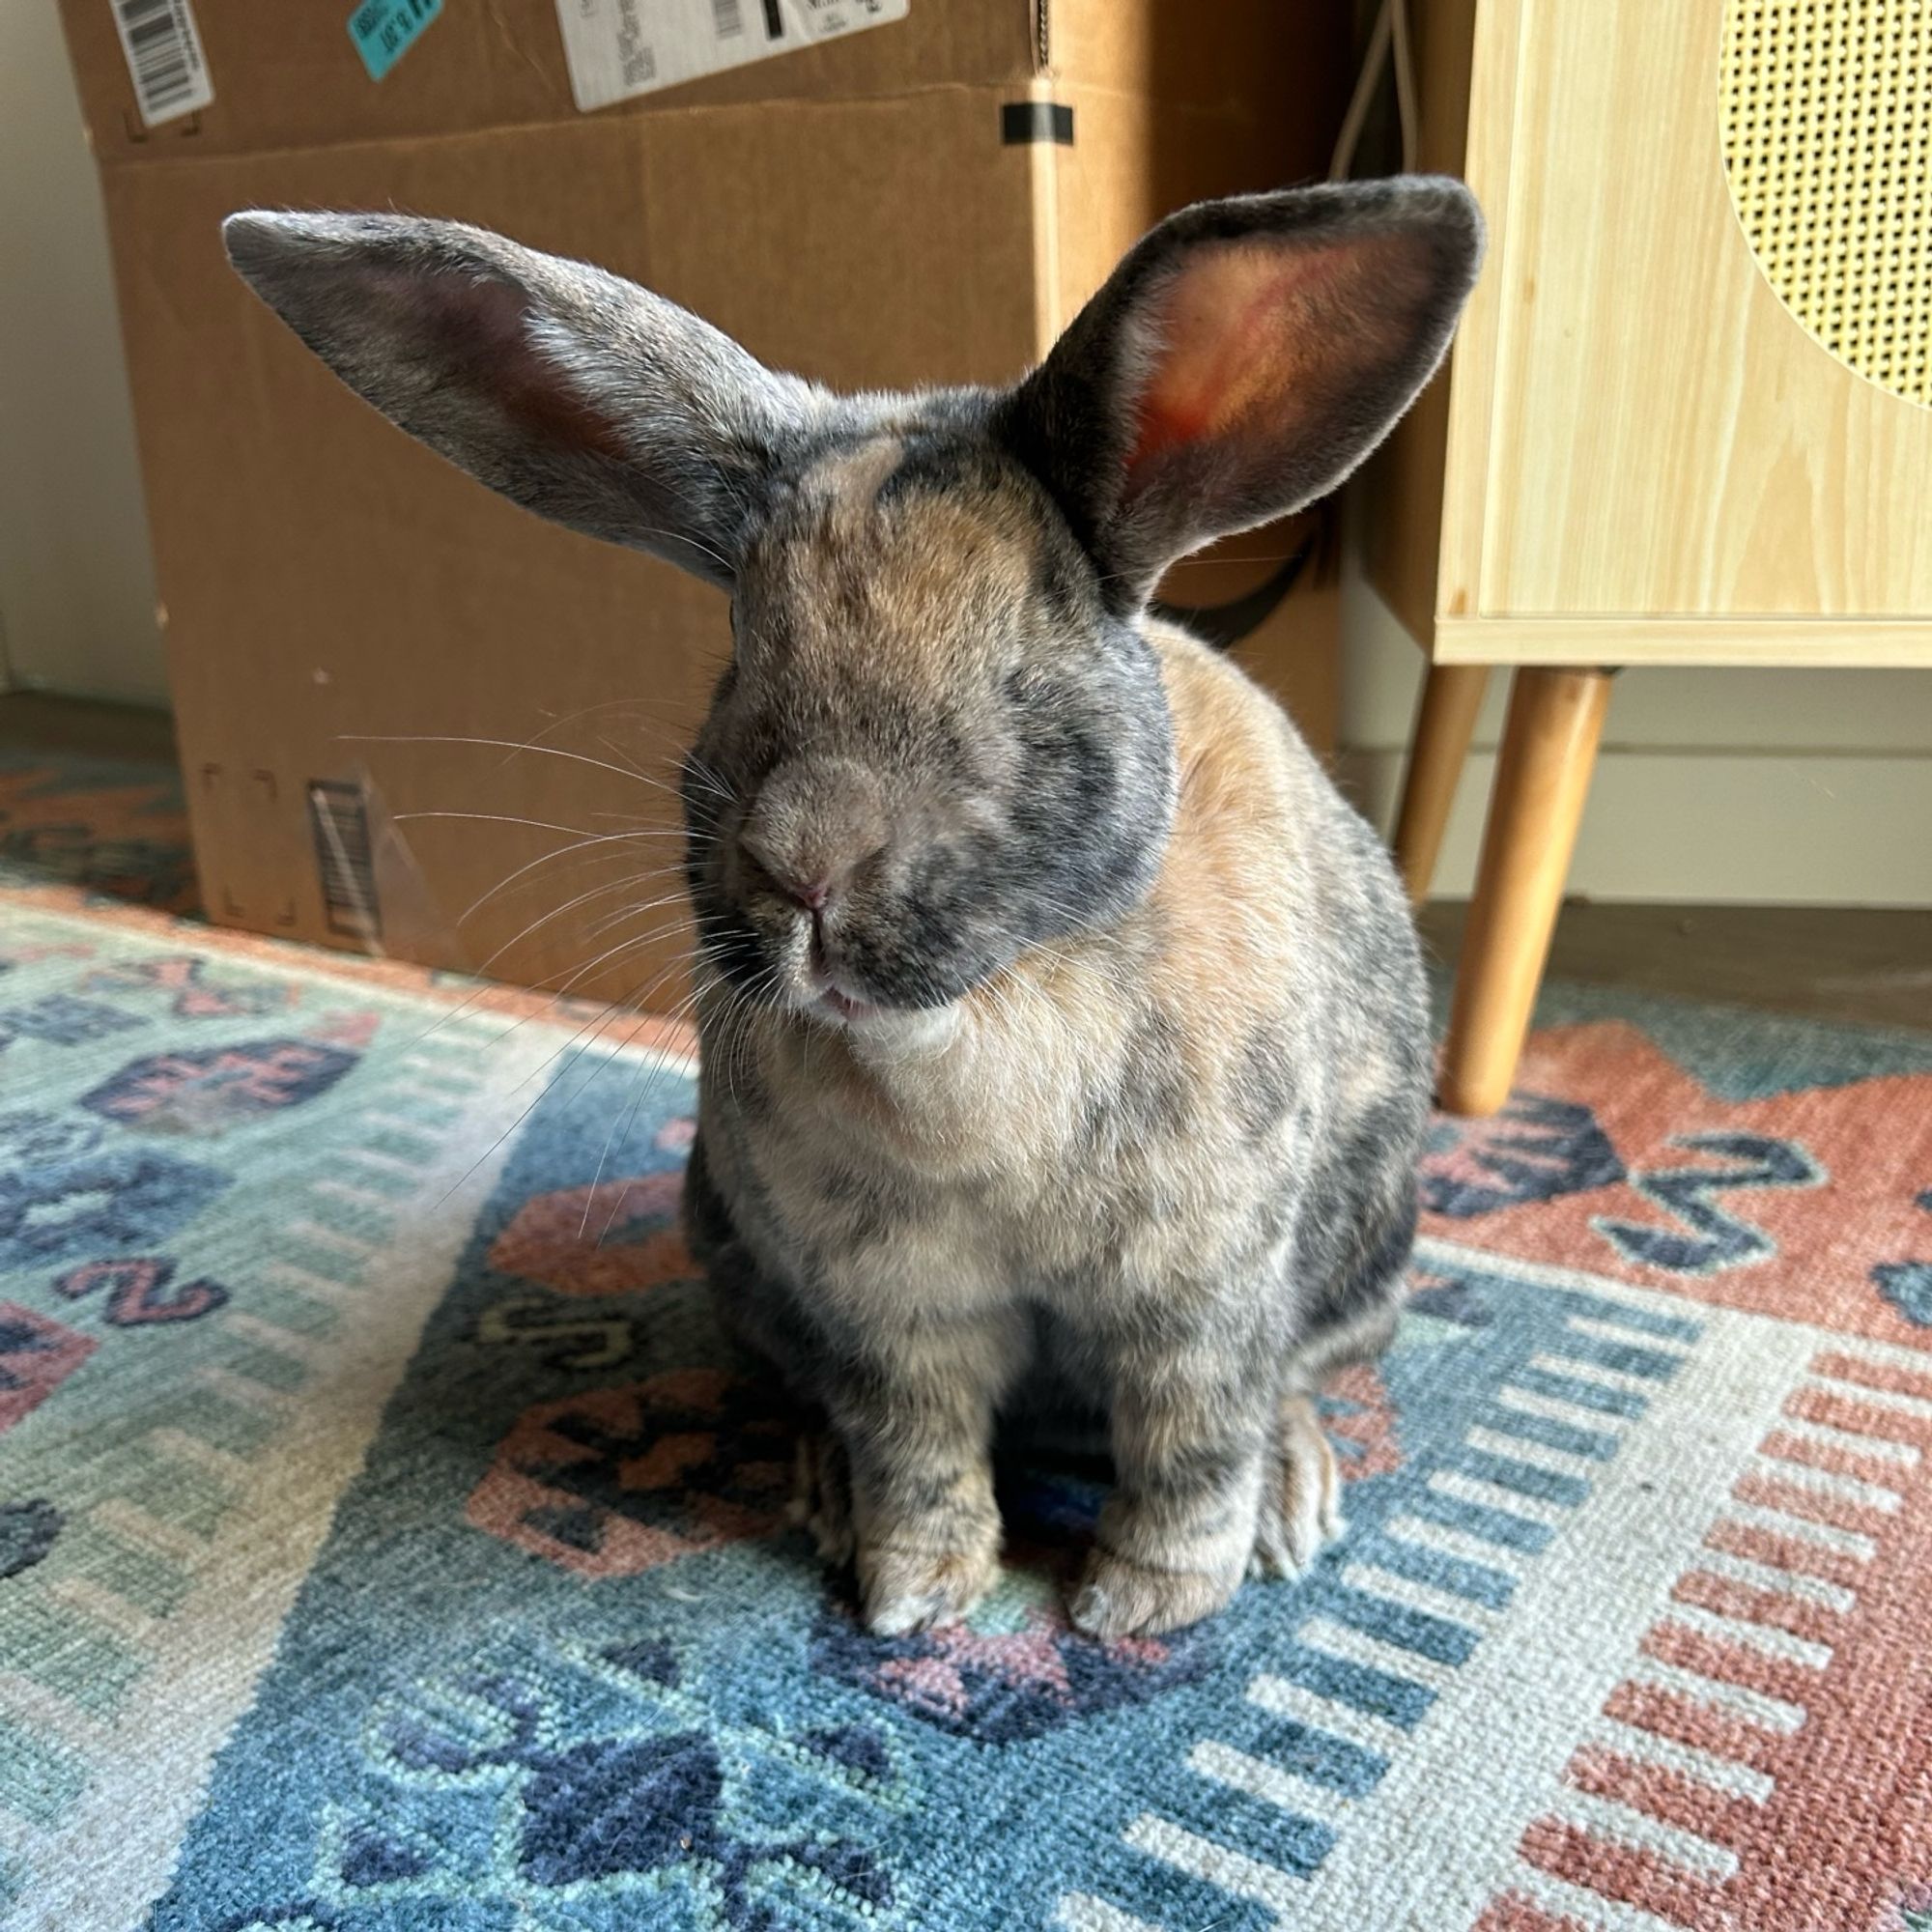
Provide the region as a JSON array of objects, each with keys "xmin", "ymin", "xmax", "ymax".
[{"xmin": 1721, "ymin": 0, "xmax": 1932, "ymax": 406}]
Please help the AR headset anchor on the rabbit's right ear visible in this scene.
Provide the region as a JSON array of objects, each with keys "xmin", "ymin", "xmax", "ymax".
[{"xmin": 223, "ymin": 211, "xmax": 825, "ymax": 588}]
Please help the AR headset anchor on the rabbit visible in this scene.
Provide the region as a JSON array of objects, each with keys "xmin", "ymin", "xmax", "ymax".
[{"xmin": 224, "ymin": 176, "xmax": 1483, "ymax": 1638}]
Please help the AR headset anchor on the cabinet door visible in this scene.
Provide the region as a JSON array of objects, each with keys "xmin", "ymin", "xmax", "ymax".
[{"xmin": 1464, "ymin": 0, "xmax": 1932, "ymax": 623}]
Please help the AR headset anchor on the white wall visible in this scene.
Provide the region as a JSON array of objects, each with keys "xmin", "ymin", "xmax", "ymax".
[
  {"xmin": 1340, "ymin": 570, "xmax": 1932, "ymax": 905},
  {"xmin": 0, "ymin": 0, "xmax": 165, "ymax": 705}
]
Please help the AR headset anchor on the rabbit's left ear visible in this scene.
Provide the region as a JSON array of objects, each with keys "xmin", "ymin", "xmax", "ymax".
[{"xmin": 997, "ymin": 178, "xmax": 1483, "ymax": 611}]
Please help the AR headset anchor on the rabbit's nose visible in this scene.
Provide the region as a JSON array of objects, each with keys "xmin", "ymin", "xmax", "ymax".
[
  {"xmin": 767, "ymin": 866, "xmax": 835, "ymax": 914},
  {"xmin": 739, "ymin": 824, "xmax": 844, "ymax": 912},
  {"xmin": 739, "ymin": 756, "xmax": 889, "ymax": 911},
  {"xmin": 746, "ymin": 845, "xmax": 864, "ymax": 919}
]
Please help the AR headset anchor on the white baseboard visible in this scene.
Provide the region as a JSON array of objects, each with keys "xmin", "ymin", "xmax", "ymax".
[{"xmin": 1340, "ymin": 748, "xmax": 1932, "ymax": 906}]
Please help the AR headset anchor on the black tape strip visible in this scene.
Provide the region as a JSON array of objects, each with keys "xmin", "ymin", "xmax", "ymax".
[
  {"xmin": 1151, "ymin": 536, "xmax": 1318, "ymax": 652},
  {"xmin": 761, "ymin": 0, "xmax": 783, "ymax": 40},
  {"xmin": 1001, "ymin": 100, "xmax": 1074, "ymax": 146}
]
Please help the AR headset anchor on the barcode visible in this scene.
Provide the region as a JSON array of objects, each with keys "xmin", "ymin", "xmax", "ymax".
[
  {"xmin": 110, "ymin": 0, "xmax": 213, "ymax": 127},
  {"xmin": 552, "ymin": 0, "xmax": 903, "ymax": 112},
  {"xmin": 612, "ymin": 0, "xmax": 656, "ymax": 87},
  {"xmin": 308, "ymin": 782, "xmax": 381, "ymax": 941}
]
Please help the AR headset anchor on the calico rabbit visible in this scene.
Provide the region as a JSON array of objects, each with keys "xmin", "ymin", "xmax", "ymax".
[{"xmin": 225, "ymin": 177, "xmax": 1482, "ymax": 1637}]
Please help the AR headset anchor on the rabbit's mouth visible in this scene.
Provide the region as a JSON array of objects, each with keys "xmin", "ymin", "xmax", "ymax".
[
  {"xmin": 801, "ymin": 922, "xmax": 879, "ymax": 1023},
  {"xmin": 811, "ymin": 980, "xmax": 963, "ymax": 1057},
  {"xmin": 818, "ymin": 986, "xmax": 876, "ymax": 1024},
  {"xmin": 810, "ymin": 967, "xmax": 919, "ymax": 1033}
]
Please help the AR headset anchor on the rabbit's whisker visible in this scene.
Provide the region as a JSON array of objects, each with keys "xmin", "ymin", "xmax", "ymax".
[{"xmin": 341, "ymin": 731, "xmax": 687, "ymax": 795}]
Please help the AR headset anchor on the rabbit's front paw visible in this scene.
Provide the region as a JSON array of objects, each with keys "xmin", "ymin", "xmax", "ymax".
[
  {"xmin": 1068, "ymin": 1548, "xmax": 1241, "ymax": 1639},
  {"xmin": 859, "ymin": 1535, "xmax": 1002, "ymax": 1636},
  {"xmin": 1251, "ymin": 1393, "xmax": 1345, "ymax": 1578}
]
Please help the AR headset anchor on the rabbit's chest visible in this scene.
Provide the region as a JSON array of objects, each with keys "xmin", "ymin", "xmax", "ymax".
[
  {"xmin": 753, "ymin": 1112, "xmax": 1024, "ymax": 1293},
  {"xmin": 747, "ymin": 1095, "xmax": 1237, "ymax": 1329},
  {"xmin": 731, "ymin": 997, "xmax": 1273, "ymax": 1318}
]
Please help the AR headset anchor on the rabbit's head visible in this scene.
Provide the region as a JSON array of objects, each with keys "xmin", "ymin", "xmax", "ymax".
[{"xmin": 225, "ymin": 181, "xmax": 1480, "ymax": 1029}]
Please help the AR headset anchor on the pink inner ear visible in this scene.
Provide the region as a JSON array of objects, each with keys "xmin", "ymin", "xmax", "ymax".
[
  {"xmin": 1124, "ymin": 240, "xmax": 1350, "ymax": 478},
  {"xmin": 374, "ymin": 263, "xmax": 629, "ymax": 462}
]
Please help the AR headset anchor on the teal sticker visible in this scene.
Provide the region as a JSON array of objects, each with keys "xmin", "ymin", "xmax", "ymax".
[{"xmin": 348, "ymin": 0, "xmax": 441, "ymax": 81}]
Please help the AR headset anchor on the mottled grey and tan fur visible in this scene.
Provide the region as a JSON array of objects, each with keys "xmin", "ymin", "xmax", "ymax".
[{"xmin": 224, "ymin": 179, "xmax": 1483, "ymax": 1636}]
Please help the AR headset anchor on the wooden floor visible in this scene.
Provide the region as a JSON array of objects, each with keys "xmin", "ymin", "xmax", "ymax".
[
  {"xmin": 1419, "ymin": 898, "xmax": 1932, "ymax": 1034},
  {"xmin": 2, "ymin": 691, "xmax": 1926, "ymax": 1032},
  {"xmin": 0, "ymin": 690, "xmax": 178, "ymax": 761}
]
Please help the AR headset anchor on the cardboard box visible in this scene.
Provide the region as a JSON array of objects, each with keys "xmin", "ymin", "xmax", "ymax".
[{"xmin": 59, "ymin": 0, "xmax": 1347, "ymax": 1005}]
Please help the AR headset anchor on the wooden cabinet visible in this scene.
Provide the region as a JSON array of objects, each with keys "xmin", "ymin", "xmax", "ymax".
[{"xmin": 1370, "ymin": 0, "xmax": 1932, "ymax": 1111}]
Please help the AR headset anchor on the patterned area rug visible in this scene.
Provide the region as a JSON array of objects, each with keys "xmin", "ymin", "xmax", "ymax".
[{"xmin": 4, "ymin": 783, "xmax": 1932, "ymax": 1930}]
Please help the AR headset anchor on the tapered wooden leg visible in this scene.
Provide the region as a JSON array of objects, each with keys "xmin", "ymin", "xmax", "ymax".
[
  {"xmin": 1438, "ymin": 666, "xmax": 1614, "ymax": 1117},
  {"xmin": 1393, "ymin": 663, "xmax": 1491, "ymax": 902}
]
